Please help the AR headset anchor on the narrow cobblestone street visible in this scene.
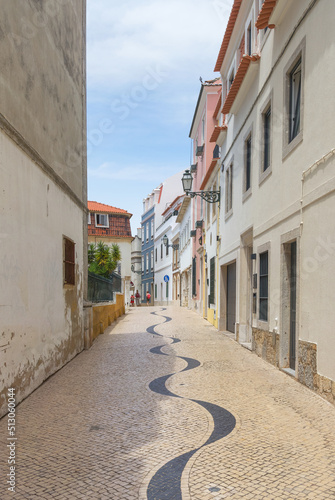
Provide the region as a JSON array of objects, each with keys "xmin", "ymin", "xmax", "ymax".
[{"xmin": 1, "ymin": 306, "xmax": 335, "ymax": 500}]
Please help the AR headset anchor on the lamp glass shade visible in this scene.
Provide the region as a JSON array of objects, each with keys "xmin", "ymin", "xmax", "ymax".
[
  {"xmin": 182, "ymin": 169, "xmax": 193, "ymax": 193},
  {"xmin": 162, "ymin": 234, "xmax": 168, "ymax": 247}
]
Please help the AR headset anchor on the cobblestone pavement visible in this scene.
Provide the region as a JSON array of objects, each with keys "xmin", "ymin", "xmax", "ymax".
[{"xmin": 1, "ymin": 306, "xmax": 335, "ymax": 500}]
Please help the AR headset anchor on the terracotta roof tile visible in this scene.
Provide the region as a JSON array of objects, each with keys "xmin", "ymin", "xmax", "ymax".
[
  {"xmin": 88, "ymin": 201, "xmax": 132, "ymax": 217},
  {"xmin": 222, "ymin": 54, "xmax": 260, "ymax": 114},
  {"xmin": 255, "ymin": 0, "xmax": 277, "ymax": 29},
  {"xmin": 214, "ymin": 0, "xmax": 243, "ymax": 72},
  {"xmin": 210, "ymin": 125, "xmax": 228, "ymax": 143}
]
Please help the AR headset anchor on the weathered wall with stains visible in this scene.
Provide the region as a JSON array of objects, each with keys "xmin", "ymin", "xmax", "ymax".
[
  {"xmin": 0, "ymin": 0, "xmax": 86, "ymax": 201},
  {"xmin": 0, "ymin": 0, "xmax": 86, "ymax": 417}
]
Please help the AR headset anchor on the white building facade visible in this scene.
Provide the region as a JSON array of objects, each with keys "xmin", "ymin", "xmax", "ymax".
[{"xmin": 214, "ymin": 0, "xmax": 335, "ymax": 403}]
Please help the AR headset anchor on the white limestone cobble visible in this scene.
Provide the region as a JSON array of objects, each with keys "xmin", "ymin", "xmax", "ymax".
[{"xmin": 0, "ymin": 306, "xmax": 334, "ymax": 499}]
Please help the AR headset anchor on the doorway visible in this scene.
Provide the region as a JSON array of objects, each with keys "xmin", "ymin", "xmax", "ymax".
[
  {"xmin": 289, "ymin": 241, "xmax": 297, "ymax": 369},
  {"xmin": 227, "ymin": 262, "xmax": 236, "ymax": 333}
]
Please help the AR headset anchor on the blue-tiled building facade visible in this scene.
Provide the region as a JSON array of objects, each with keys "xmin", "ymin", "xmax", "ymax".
[{"xmin": 141, "ymin": 207, "xmax": 155, "ymax": 304}]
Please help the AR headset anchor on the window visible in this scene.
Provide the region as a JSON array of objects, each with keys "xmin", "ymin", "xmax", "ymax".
[
  {"xmin": 142, "ymin": 284, "xmax": 145, "ymax": 300},
  {"xmin": 209, "ymin": 257, "xmax": 215, "ymax": 305},
  {"xmin": 146, "ymin": 253, "xmax": 149, "ymax": 273},
  {"xmin": 155, "ymin": 284, "xmax": 157, "ymax": 299},
  {"xmin": 151, "ymin": 220, "xmax": 154, "ymax": 239},
  {"xmin": 63, "ymin": 237, "xmax": 75, "ymax": 285},
  {"xmin": 161, "ymin": 243, "xmax": 163, "ymax": 259},
  {"xmin": 151, "ymin": 250, "xmax": 154, "ymax": 270},
  {"xmin": 141, "ymin": 226, "xmax": 144, "ymax": 245},
  {"xmin": 247, "ymin": 22, "xmax": 252, "ymax": 56},
  {"xmin": 95, "ymin": 213, "xmax": 108, "ymax": 227},
  {"xmin": 146, "ymin": 222, "xmax": 149, "ymax": 242},
  {"xmin": 259, "ymin": 251, "xmax": 268, "ymax": 321},
  {"xmin": 142, "ymin": 256, "xmax": 144, "ymax": 274},
  {"xmin": 155, "ymin": 248, "xmax": 157, "ymax": 262},
  {"xmin": 212, "ymin": 182, "xmax": 217, "ymax": 219},
  {"xmin": 283, "ymin": 41, "xmax": 305, "ymax": 158},
  {"xmin": 225, "ymin": 163, "xmax": 233, "ymax": 215},
  {"xmin": 228, "ymin": 69, "xmax": 234, "ymax": 91},
  {"xmin": 88, "ymin": 212, "xmax": 91, "ymax": 224},
  {"xmin": 263, "ymin": 105, "xmax": 271, "ymax": 172},
  {"xmin": 166, "ymin": 242, "xmax": 169, "ymax": 256},
  {"xmin": 289, "ymin": 58, "xmax": 301, "ymax": 143},
  {"xmin": 206, "ymin": 200, "xmax": 210, "ymax": 225},
  {"xmin": 192, "ymin": 257, "xmax": 196, "ymax": 297},
  {"xmin": 245, "ymin": 134, "xmax": 252, "ymax": 192}
]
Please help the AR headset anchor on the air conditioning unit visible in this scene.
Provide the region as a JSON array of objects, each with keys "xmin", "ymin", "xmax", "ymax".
[
  {"xmin": 190, "ymin": 163, "xmax": 198, "ymax": 173},
  {"xmin": 195, "ymin": 220, "xmax": 203, "ymax": 229},
  {"xmin": 190, "ymin": 230, "xmax": 196, "ymax": 237},
  {"xmin": 196, "ymin": 145, "xmax": 204, "ymax": 156}
]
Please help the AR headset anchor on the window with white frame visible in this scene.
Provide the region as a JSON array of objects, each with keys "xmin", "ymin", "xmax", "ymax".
[
  {"xmin": 228, "ymin": 68, "xmax": 235, "ymax": 92},
  {"xmin": 142, "ymin": 226, "xmax": 144, "ymax": 244},
  {"xmin": 244, "ymin": 134, "xmax": 252, "ymax": 193},
  {"xmin": 95, "ymin": 213, "xmax": 109, "ymax": 227},
  {"xmin": 259, "ymin": 251, "xmax": 268, "ymax": 321},
  {"xmin": 146, "ymin": 253, "xmax": 149, "ymax": 273},
  {"xmin": 289, "ymin": 58, "xmax": 302, "ymax": 143},
  {"xmin": 262, "ymin": 104, "xmax": 271, "ymax": 172},
  {"xmin": 225, "ymin": 163, "xmax": 233, "ymax": 214},
  {"xmin": 283, "ymin": 40, "xmax": 305, "ymax": 158},
  {"xmin": 146, "ymin": 222, "xmax": 149, "ymax": 242},
  {"xmin": 88, "ymin": 212, "xmax": 91, "ymax": 224},
  {"xmin": 151, "ymin": 250, "xmax": 154, "ymax": 270},
  {"xmin": 142, "ymin": 256, "xmax": 144, "ymax": 274},
  {"xmin": 212, "ymin": 182, "xmax": 217, "ymax": 219},
  {"xmin": 151, "ymin": 220, "xmax": 154, "ymax": 239},
  {"xmin": 246, "ymin": 22, "xmax": 252, "ymax": 56}
]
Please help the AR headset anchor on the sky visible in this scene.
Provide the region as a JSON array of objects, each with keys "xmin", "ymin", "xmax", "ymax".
[{"xmin": 86, "ymin": 0, "xmax": 233, "ymax": 233}]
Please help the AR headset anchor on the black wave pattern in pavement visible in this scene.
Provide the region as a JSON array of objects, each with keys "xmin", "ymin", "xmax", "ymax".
[{"xmin": 146, "ymin": 309, "xmax": 236, "ymax": 500}]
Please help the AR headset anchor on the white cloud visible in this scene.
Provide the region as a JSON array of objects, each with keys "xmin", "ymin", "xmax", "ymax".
[
  {"xmin": 88, "ymin": 161, "xmax": 183, "ymax": 183},
  {"xmin": 87, "ymin": 0, "xmax": 232, "ymax": 90}
]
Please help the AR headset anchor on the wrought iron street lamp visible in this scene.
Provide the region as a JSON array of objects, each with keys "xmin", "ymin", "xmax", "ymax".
[
  {"xmin": 162, "ymin": 234, "xmax": 179, "ymax": 250},
  {"xmin": 181, "ymin": 169, "xmax": 220, "ymax": 204},
  {"xmin": 131, "ymin": 264, "xmax": 142, "ymax": 275}
]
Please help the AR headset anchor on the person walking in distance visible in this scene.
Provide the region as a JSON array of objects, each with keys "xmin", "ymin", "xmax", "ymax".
[
  {"xmin": 135, "ymin": 290, "xmax": 140, "ymax": 307},
  {"xmin": 146, "ymin": 291, "xmax": 151, "ymax": 306}
]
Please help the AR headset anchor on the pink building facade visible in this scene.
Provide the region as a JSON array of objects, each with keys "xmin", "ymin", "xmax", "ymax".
[{"xmin": 188, "ymin": 79, "xmax": 222, "ymax": 317}]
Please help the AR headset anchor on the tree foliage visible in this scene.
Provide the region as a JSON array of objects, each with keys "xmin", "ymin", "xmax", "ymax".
[{"xmin": 88, "ymin": 242, "xmax": 121, "ymax": 278}]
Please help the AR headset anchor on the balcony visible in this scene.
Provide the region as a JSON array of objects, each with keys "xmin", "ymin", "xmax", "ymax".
[{"xmin": 222, "ymin": 54, "xmax": 260, "ymax": 115}]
